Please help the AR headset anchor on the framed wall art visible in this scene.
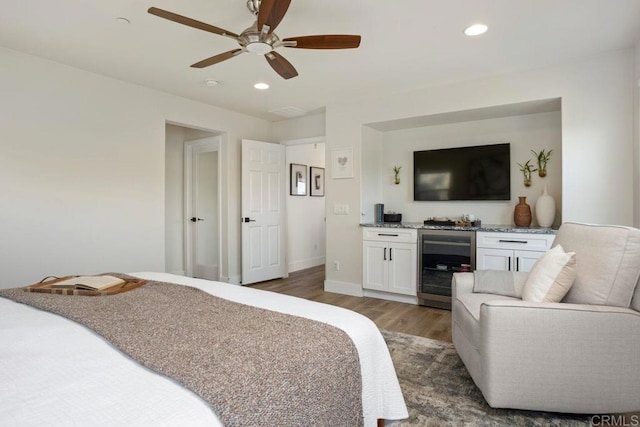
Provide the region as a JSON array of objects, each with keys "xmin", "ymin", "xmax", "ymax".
[
  {"xmin": 290, "ymin": 163, "xmax": 307, "ymax": 196},
  {"xmin": 310, "ymin": 167, "xmax": 325, "ymax": 197},
  {"xmin": 331, "ymin": 147, "xmax": 354, "ymax": 179}
]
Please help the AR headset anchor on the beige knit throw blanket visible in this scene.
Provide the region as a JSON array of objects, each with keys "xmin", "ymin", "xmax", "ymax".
[{"xmin": 0, "ymin": 275, "xmax": 363, "ymax": 426}]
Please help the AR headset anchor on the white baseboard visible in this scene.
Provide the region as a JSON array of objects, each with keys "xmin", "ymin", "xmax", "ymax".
[
  {"xmin": 324, "ymin": 280, "xmax": 364, "ymax": 297},
  {"xmin": 363, "ymin": 289, "xmax": 419, "ymax": 305},
  {"xmin": 288, "ymin": 256, "xmax": 326, "ymax": 273}
]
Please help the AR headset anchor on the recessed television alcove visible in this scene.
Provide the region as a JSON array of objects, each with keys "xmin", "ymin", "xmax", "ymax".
[{"xmin": 360, "ymin": 98, "xmax": 562, "ymax": 227}]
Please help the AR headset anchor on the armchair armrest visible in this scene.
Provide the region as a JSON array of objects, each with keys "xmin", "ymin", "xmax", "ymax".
[
  {"xmin": 479, "ymin": 301, "xmax": 640, "ymax": 413},
  {"xmin": 452, "ymin": 273, "xmax": 474, "ymax": 298}
]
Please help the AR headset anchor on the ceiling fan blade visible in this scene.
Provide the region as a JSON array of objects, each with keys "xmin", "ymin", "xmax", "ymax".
[
  {"xmin": 282, "ymin": 35, "xmax": 361, "ymax": 49},
  {"xmin": 265, "ymin": 51, "xmax": 298, "ymax": 80},
  {"xmin": 191, "ymin": 49, "xmax": 244, "ymax": 68},
  {"xmin": 148, "ymin": 7, "xmax": 239, "ymax": 40},
  {"xmin": 257, "ymin": 0, "xmax": 291, "ymax": 34}
]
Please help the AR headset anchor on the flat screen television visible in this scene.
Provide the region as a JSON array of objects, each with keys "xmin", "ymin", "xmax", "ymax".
[{"xmin": 413, "ymin": 143, "xmax": 510, "ymax": 201}]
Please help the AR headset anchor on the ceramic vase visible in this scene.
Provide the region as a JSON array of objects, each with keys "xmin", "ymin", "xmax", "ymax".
[
  {"xmin": 535, "ymin": 184, "xmax": 556, "ymax": 228},
  {"xmin": 514, "ymin": 196, "xmax": 532, "ymax": 227}
]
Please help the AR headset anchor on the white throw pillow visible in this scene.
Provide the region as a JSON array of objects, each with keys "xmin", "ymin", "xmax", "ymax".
[{"xmin": 522, "ymin": 245, "xmax": 577, "ymax": 303}]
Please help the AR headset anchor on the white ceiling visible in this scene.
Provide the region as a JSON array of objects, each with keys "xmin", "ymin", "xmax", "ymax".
[{"xmin": 1, "ymin": 0, "xmax": 639, "ymax": 121}]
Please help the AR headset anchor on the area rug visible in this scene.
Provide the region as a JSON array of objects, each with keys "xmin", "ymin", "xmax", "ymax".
[{"xmin": 381, "ymin": 330, "xmax": 591, "ymax": 426}]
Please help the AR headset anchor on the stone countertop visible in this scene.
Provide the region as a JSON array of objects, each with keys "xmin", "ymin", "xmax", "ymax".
[{"xmin": 360, "ymin": 222, "xmax": 557, "ymax": 235}]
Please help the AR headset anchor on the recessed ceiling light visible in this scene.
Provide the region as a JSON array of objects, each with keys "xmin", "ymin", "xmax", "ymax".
[
  {"xmin": 254, "ymin": 82, "xmax": 269, "ymax": 90},
  {"xmin": 464, "ymin": 23, "xmax": 488, "ymax": 36},
  {"xmin": 116, "ymin": 17, "xmax": 130, "ymax": 25},
  {"xmin": 205, "ymin": 79, "xmax": 219, "ymax": 87}
]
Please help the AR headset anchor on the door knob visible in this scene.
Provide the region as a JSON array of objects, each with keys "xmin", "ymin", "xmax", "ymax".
[
  {"xmin": 190, "ymin": 217, "xmax": 204, "ymax": 222},
  {"xmin": 243, "ymin": 217, "xmax": 256, "ymax": 223}
]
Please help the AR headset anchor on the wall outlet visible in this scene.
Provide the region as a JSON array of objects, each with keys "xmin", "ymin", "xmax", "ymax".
[{"xmin": 333, "ymin": 260, "xmax": 340, "ymax": 271}]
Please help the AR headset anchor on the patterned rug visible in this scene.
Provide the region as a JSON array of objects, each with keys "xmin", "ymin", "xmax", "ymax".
[{"xmin": 381, "ymin": 330, "xmax": 591, "ymax": 426}]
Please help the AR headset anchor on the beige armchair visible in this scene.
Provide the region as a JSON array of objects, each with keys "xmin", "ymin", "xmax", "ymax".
[{"xmin": 452, "ymin": 222, "xmax": 640, "ymax": 414}]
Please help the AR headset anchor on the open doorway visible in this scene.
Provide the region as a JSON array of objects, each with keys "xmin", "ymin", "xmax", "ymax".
[
  {"xmin": 165, "ymin": 124, "xmax": 222, "ymax": 280},
  {"xmin": 284, "ymin": 139, "xmax": 326, "ymax": 273}
]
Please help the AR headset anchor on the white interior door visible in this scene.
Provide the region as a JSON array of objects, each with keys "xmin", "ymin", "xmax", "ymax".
[
  {"xmin": 185, "ymin": 137, "xmax": 221, "ymax": 280},
  {"xmin": 241, "ymin": 139, "xmax": 286, "ymax": 285}
]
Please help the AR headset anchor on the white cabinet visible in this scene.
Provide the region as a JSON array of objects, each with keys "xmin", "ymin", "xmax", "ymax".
[
  {"xmin": 476, "ymin": 231, "xmax": 555, "ymax": 272},
  {"xmin": 362, "ymin": 228, "xmax": 417, "ymax": 296}
]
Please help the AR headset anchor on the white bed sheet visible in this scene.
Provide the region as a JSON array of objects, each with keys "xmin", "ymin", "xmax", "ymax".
[{"xmin": 1, "ymin": 272, "xmax": 408, "ymax": 426}]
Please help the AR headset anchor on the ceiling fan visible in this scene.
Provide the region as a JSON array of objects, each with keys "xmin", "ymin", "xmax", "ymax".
[{"xmin": 148, "ymin": 0, "xmax": 361, "ymax": 80}]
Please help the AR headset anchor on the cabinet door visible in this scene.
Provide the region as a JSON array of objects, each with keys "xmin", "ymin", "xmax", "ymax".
[
  {"xmin": 514, "ymin": 250, "xmax": 545, "ymax": 272},
  {"xmin": 387, "ymin": 242, "xmax": 417, "ymax": 296},
  {"xmin": 362, "ymin": 241, "xmax": 388, "ymax": 291},
  {"xmin": 476, "ymin": 248, "xmax": 514, "ymax": 271}
]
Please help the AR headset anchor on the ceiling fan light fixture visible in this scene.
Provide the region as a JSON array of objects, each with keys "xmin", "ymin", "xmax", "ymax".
[
  {"xmin": 464, "ymin": 23, "xmax": 488, "ymax": 36},
  {"xmin": 254, "ymin": 82, "xmax": 270, "ymax": 90},
  {"xmin": 246, "ymin": 42, "xmax": 273, "ymax": 54}
]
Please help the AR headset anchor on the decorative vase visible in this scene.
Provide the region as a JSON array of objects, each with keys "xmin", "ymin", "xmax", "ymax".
[
  {"xmin": 514, "ymin": 196, "xmax": 532, "ymax": 227},
  {"xmin": 535, "ymin": 184, "xmax": 556, "ymax": 228}
]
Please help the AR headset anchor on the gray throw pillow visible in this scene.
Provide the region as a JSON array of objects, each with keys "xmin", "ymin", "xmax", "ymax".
[{"xmin": 473, "ymin": 270, "xmax": 524, "ymax": 298}]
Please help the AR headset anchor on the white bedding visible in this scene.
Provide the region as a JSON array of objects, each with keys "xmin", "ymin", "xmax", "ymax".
[{"xmin": 0, "ymin": 272, "xmax": 408, "ymax": 426}]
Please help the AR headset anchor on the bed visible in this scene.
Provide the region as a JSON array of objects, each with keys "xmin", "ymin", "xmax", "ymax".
[{"xmin": 0, "ymin": 272, "xmax": 408, "ymax": 426}]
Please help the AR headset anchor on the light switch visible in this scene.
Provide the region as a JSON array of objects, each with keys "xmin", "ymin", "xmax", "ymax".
[{"xmin": 333, "ymin": 204, "xmax": 349, "ymax": 215}]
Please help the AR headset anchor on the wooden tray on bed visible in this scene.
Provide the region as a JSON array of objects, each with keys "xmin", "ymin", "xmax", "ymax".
[{"xmin": 25, "ymin": 276, "xmax": 147, "ymax": 296}]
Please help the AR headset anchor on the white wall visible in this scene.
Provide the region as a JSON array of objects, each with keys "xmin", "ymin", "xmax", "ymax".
[
  {"xmin": 360, "ymin": 126, "xmax": 383, "ymax": 222},
  {"xmin": 375, "ymin": 111, "xmax": 562, "ymax": 227},
  {"xmin": 165, "ymin": 124, "xmax": 187, "ymax": 275},
  {"xmin": 325, "ymin": 48, "xmax": 636, "ymax": 293},
  {"xmin": 271, "ymin": 112, "xmax": 325, "ymax": 142},
  {"xmin": 286, "ymin": 143, "xmax": 326, "ymax": 272},
  {"xmin": 0, "ymin": 47, "xmax": 270, "ymax": 288},
  {"xmin": 634, "ymin": 41, "xmax": 640, "ymax": 227}
]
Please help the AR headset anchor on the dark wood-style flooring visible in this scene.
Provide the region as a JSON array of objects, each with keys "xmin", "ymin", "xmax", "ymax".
[{"xmin": 250, "ymin": 265, "xmax": 452, "ymax": 342}]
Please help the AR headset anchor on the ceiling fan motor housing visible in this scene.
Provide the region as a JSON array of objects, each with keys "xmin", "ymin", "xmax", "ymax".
[{"xmin": 239, "ymin": 23, "xmax": 279, "ymax": 54}]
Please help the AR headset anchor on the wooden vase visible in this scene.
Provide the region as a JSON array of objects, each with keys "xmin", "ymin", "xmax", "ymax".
[{"xmin": 514, "ymin": 196, "xmax": 532, "ymax": 227}]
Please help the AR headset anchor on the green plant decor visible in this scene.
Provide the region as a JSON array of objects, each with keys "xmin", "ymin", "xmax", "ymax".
[
  {"xmin": 532, "ymin": 149, "xmax": 552, "ymax": 177},
  {"xmin": 517, "ymin": 159, "xmax": 537, "ymax": 187},
  {"xmin": 393, "ymin": 166, "xmax": 402, "ymax": 184}
]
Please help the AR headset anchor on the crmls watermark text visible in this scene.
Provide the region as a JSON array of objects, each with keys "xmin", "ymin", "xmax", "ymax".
[{"xmin": 591, "ymin": 415, "xmax": 640, "ymax": 427}]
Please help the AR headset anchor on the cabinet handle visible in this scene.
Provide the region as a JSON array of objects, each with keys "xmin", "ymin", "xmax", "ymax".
[
  {"xmin": 499, "ymin": 239, "xmax": 528, "ymax": 244},
  {"xmin": 384, "ymin": 247, "xmax": 387, "ymax": 260},
  {"xmin": 390, "ymin": 248, "xmax": 393, "ymax": 261},
  {"xmin": 508, "ymin": 256, "xmax": 511, "ymax": 271},
  {"xmin": 516, "ymin": 257, "xmax": 520, "ymax": 271},
  {"xmin": 378, "ymin": 233, "xmax": 399, "ymax": 237}
]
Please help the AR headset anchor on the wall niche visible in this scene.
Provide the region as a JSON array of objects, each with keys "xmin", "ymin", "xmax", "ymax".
[{"xmin": 360, "ymin": 98, "xmax": 562, "ymax": 227}]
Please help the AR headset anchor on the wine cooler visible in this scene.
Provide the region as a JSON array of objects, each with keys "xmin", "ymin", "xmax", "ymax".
[{"xmin": 418, "ymin": 229, "xmax": 475, "ymax": 310}]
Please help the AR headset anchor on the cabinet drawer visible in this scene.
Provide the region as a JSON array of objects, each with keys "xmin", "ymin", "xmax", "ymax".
[
  {"xmin": 476, "ymin": 232, "xmax": 555, "ymax": 252},
  {"xmin": 363, "ymin": 227, "xmax": 417, "ymax": 243}
]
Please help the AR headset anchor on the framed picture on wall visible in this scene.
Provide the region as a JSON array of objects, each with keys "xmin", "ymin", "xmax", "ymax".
[
  {"xmin": 290, "ymin": 163, "xmax": 307, "ymax": 196},
  {"xmin": 331, "ymin": 147, "xmax": 354, "ymax": 179},
  {"xmin": 310, "ymin": 167, "xmax": 325, "ymax": 197}
]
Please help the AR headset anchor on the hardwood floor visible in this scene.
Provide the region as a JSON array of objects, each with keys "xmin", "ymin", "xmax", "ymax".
[{"xmin": 250, "ymin": 265, "xmax": 453, "ymax": 342}]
